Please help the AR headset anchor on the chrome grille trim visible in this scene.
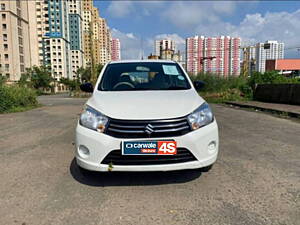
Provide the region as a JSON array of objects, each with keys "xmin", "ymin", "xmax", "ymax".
[
  {"xmin": 105, "ymin": 116, "xmax": 191, "ymax": 138},
  {"xmin": 107, "ymin": 128, "xmax": 145, "ymax": 133}
]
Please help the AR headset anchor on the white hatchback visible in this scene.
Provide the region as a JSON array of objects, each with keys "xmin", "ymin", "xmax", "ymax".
[{"xmin": 76, "ymin": 60, "xmax": 219, "ymax": 173}]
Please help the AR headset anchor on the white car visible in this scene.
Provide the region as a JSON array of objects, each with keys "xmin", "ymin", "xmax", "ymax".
[{"xmin": 76, "ymin": 60, "xmax": 219, "ymax": 173}]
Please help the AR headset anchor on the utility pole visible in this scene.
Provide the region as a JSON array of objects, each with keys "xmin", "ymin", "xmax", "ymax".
[{"xmin": 140, "ymin": 37, "xmax": 144, "ymax": 60}]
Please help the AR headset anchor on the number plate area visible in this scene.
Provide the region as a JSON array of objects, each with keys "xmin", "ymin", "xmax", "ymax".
[{"xmin": 122, "ymin": 140, "xmax": 177, "ymax": 155}]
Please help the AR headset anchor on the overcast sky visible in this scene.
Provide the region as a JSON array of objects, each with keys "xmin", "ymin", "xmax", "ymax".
[{"xmin": 94, "ymin": 1, "xmax": 300, "ymax": 59}]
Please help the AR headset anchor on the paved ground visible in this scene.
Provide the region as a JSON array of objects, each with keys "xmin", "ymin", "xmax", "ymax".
[
  {"xmin": 226, "ymin": 101, "xmax": 300, "ymax": 118},
  {"xmin": 0, "ymin": 95, "xmax": 299, "ymax": 225}
]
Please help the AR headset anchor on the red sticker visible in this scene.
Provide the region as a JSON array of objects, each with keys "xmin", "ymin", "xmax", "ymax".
[{"xmin": 157, "ymin": 141, "xmax": 177, "ymax": 155}]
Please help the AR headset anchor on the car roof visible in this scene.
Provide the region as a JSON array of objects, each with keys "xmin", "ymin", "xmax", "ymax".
[{"xmin": 108, "ymin": 59, "xmax": 177, "ymax": 64}]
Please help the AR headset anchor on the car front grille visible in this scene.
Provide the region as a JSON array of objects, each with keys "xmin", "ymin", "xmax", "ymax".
[
  {"xmin": 105, "ymin": 116, "xmax": 191, "ymax": 138},
  {"xmin": 101, "ymin": 148, "xmax": 197, "ymax": 165}
]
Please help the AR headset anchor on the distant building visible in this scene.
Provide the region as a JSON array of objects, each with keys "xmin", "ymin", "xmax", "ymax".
[
  {"xmin": 148, "ymin": 54, "xmax": 159, "ymax": 60},
  {"xmin": 0, "ymin": 0, "xmax": 111, "ymax": 86},
  {"xmin": 186, "ymin": 36, "xmax": 241, "ymax": 76},
  {"xmin": 266, "ymin": 59, "xmax": 300, "ymax": 76},
  {"xmin": 155, "ymin": 39, "xmax": 176, "ymax": 57},
  {"xmin": 111, "ymin": 38, "xmax": 121, "ymax": 61},
  {"xmin": 68, "ymin": 1, "xmax": 84, "ymax": 79},
  {"xmin": 0, "ymin": 0, "xmax": 32, "ymax": 81},
  {"xmin": 26, "ymin": 0, "xmax": 84, "ymax": 92},
  {"xmin": 154, "ymin": 39, "xmax": 183, "ymax": 65},
  {"xmin": 255, "ymin": 41, "xmax": 284, "ymax": 73},
  {"xmin": 160, "ymin": 49, "xmax": 174, "ymax": 60},
  {"xmin": 82, "ymin": 0, "xmax": 112, "ymax": 66}
]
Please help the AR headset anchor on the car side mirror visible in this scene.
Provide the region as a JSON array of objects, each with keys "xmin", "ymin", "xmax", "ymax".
[
  {"xmin": 80, "ymin": 82, "xmax": 94, "ymax": 93},
  {"xmin": 193, "ymin": 81, "xmax": 205, "ymax": 91}
]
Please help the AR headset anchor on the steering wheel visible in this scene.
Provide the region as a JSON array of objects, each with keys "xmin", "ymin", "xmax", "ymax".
[{"xmin": 113, "ymin": 82, "xmax": 135, "ymax": 90}]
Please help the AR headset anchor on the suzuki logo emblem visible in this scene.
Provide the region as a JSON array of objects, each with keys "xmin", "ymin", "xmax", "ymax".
[{"xmin": 145, "ymin": 124, "xmax": 154, "ymax": 135}]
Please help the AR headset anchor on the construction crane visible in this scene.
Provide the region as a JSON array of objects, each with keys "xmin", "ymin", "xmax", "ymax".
[{"xmin": 241, "ymin": 46, "xmax": 256, "ymax": 77}]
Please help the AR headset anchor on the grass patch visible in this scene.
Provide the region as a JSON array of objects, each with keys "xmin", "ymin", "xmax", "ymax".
[
  {"xmin": 192, "ymin": 73, "xmax": 252, "ymax": 103},
  {"xmin": 0, "ymin": 85, "xmax": 38, "ymax": 113},
  {"xmin": 190, "ymin": 71, "xmax": 300, "ymax": 103},
  {"xmin": 2, "ymin": 105, "xmax": 40, "ymax": 114},
  {"xmin": 200, "ymin": 89, "xmax": 251, "ymax": 103}
]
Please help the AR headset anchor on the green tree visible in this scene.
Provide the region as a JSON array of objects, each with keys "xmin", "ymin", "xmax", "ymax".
[
  {"xmin": 248, "ymin": 71, "xmax": 299, "ymax": 90},
  {"xmin": 96, "ymin": 64, "xmax": 104, "ymax": 79},
  {"xmin": 76, "ymin": 66, "xmax": 91, "ymax": 83},
  {"xmin": 60, "ymin": 77, "xmax": 80, "ymax": 91},
  {"xmin": 75, "ymin": 64, "xmax": 103, "ymax": 84},
  {"xmin": 20, "ymin": 66, "xmax": 54, "ymax": 90}
]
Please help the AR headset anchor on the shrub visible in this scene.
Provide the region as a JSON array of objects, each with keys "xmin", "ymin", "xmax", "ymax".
[
  {"xmin": 191, "ymin": 73, "xmax": 253, "ymax": 101},
  {"xmin": 248, "ymin": 71, "xmax": 300, "ymax": 89},
  {"xmin": 192, "ymin": 73, "xmax": 248, "ymax": 92},
  {"xmin": 19, "ymin": 66, "xmax": 54, "ymax": 90},
  {"xmin": 0, "ymin": 85, "xmax": 38, "ymax": 113},
  {"xmin": 60, "ymin": 77, "xmax": 80, "ymax": 91},
  {"xmin": 0, "ymin": 75, "xmax": 6, "ymax": 86}
]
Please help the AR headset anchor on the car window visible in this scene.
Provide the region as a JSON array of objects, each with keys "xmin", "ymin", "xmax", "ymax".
[{"xmin": 98, "ymin": 62, "xmax": 191, "ymax": 91}]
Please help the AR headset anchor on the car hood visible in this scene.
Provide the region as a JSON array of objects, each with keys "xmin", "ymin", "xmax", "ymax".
[{"xmin": 86, "ymin": 89, "xmax": 205, "ymax": 120}]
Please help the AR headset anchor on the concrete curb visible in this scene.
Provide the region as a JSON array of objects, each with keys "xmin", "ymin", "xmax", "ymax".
[{"xmin": 225, "ymin": 101, "xmax": 300, "ymax": 119}]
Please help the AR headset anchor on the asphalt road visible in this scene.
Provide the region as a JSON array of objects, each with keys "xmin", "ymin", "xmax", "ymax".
[{"xmin": 0, "ymin": 95, "xmax": 299, "ymax": 225}]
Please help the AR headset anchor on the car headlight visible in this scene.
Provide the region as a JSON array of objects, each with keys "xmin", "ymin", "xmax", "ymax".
[
  {"xmin": 187, "ymin": 102, "xmax": 214, "ymax": 130},
  {"xmin": 79, "ymin": 105, "xmax": 109, "ymax": 132}
]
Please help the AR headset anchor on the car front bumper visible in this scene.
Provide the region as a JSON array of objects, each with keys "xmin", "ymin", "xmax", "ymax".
[{"xmin": 75, "ymin": 120, "xmax": 219, "ymax": 172}]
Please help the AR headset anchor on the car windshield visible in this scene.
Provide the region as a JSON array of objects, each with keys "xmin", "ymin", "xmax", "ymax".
[{"xmin": 98, "ymin": 62, "xmax": 191, "ymax": 91}]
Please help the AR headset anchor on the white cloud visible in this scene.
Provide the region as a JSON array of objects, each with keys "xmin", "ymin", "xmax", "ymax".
[
  {"xmin": 111, "ymin": 28, "xmax": 143, "ymax": 59},
  {"xmin": 194, "ymin": 9, "xmax": 300, "ymax": 49},
  {"xmin": 212, "ymin": 1, "xmax": 236, "ymax": 14},
  {"xmin": 109, "ymin": 2, "xmax": 300, "ymax": 58},
  {"xmin": 111, "ymin": 29, "xmax": 187, "ymax": 59},
  {"xmin": 162, "ymin": 1, "xmax": 237, "ymax": 30},
  {"xmin": 107, "ymin": 2, "xmax": 134, "ymax": 18},
  {"xmin": 107, "ymin": 1, "xmax": 165, "ymax": 18},
  {"xmin": 154, "ymin": 33, "xmax": 185, "ymax": 45},
  {"xmin": 126, "ymin": 33, "xmax": 136, "ymax": 39}
]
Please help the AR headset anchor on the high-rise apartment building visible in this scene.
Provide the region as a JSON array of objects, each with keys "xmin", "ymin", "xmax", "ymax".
[
  {"xmin": 255, "ymin": 40, "xmax": 284, "ymax": 73},
  {"xmin": 155, "ymin": 39, "xmax": 176, "ymax": 57},
  {"xmin": 45, "ymin": 0, "xmax": 71, "ymax": 82},
  {"xmin": 111, "ymin": 38, "xmax": 121, "ymax": 61},
  {"xmin": 28, "ymin": 0, "xmax": 84, "ymax": 87},
  {"xmin": 68, "ymin": 0, "xmax": 84, "ymax": 78},
  {"xmin": 82, "ymin": 0, "xmax": 111, "ymax": 66},
  {"xmin": 98, "ymin": 17, "xmax": 111, "ymax": 65},
  {"xmin": 154, "ymin": 39, "xmax": 183, "ymax": 65},
  {"xmin": 186, "ymin": 36, "xmax": 241, "ymax": 76},
  {"xmin": 82, "ymin": 0, "xmax": 93, "ymax": 66},
  {"xmin": 0, "ymin": 0, "xmax": 32, "ymax": 81},
  {"xmin": 1, "ymin": 0, "xmax": 111, "ymax": 85},
  {"xmin": 186, "ymin": 36, "xmax": 204, "ymax": 75}
]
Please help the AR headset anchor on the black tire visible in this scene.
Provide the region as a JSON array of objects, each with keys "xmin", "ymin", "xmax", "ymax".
[{"xmin": 200, "ymin": 164, "xmax": 213, "ymax": 172}]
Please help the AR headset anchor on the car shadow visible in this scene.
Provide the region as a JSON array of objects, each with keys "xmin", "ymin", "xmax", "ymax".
[{"xmin": 69, "ymin": 158, "xmax": 202, "ymax": 187}]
